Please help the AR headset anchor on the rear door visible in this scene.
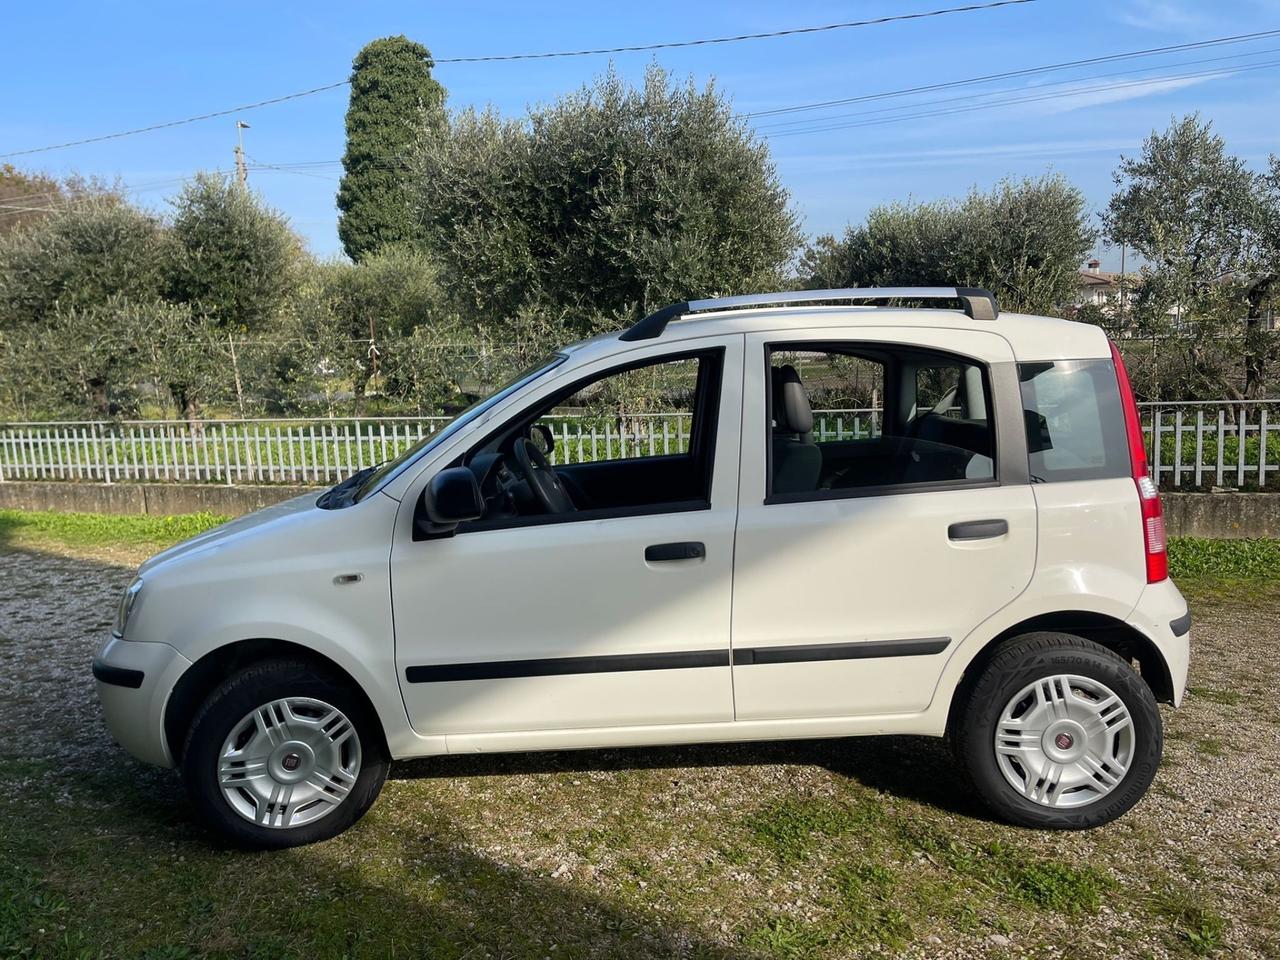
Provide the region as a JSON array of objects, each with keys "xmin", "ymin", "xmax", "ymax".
[{"xmin": 731, "ymin": 327, "xmax": 1037, "ymax": 720}]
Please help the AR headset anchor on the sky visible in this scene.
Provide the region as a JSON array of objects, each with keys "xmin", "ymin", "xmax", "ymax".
[{"xmin": 4, "ymin": 0, "xmax": 1280, "ymax": 269}]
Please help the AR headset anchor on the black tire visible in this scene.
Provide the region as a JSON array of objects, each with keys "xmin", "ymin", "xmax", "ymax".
[
  {"xmin": 181, "ymin": 657, "xmax": 389, "ymax": 850},
  {"xmin": 952, "ymin": 632, "xmax": 1163, "ymax": 829}
]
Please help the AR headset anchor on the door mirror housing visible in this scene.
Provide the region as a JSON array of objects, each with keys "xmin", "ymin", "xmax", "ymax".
[{"xmin": 419, "ymin": 467, "xmax": 485, "ymax": 535}]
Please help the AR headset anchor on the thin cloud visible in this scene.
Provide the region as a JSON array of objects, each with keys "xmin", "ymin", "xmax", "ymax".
[
  {"xmin": 1112, "ymin": 0, "xmax": 1211, "ymax": 32},
  {"xmin": 1030, "ymin": 73, "xmax": 1225, "ymax": 114}
]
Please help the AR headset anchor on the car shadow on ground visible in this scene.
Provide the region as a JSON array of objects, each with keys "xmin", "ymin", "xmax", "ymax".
[{"xmin": 394, "ymin": 734, "xmax": 991, "ymax": 821}]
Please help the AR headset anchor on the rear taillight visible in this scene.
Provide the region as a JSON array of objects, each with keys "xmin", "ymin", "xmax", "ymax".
[{"xmin": 1111, "ymin": 341, "xmax": 1168, "ymax": 582}]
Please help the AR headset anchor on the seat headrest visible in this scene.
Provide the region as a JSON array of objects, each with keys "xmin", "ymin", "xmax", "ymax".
[{"xmin": 771, "ymin": 364, "xmax": 814, "ymax": 434}]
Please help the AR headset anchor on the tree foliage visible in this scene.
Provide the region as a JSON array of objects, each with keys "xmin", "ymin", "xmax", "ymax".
[
  {"xmin": 290, "ymin": 246, "xmax": 444, "ymax": 414},
  {"xmin": 1104, "ymin": 115, "xmax": 1280, "ymax": 399},
  {"xmin": 801, "ymin": 175, "xmax": 1095, "ymax": 315},
  {"xmin": 0, "ymin": 165, "xmax": 65, "ymax": 237},
  {"xmin": 337, "ymin": 36, "xmax": 446, "ymax": 262},
  {"xmin": 167, "ymin": 173, "xmax": 300, "ymax": 332},
  {"xmin": 414, "ymin": 65, "xmax": 801, "ymax": 339},
  {"xmin": 0, "ymin": 195, "xmax": 167, "ymax": 330}
]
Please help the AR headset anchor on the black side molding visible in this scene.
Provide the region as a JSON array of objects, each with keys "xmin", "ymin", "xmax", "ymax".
[
  {"xmin": 1169, "ymin": 610, "xmax": 1192, "ymax": 637},
  {"xmin": 406, "ymin": 649, "xmax": 729, "ymax": 683},
  {"xmin": 734, "ymin": 637, "xmax": 950, "ymax": 666},
  {"xmin": 92, "ymin": 659, "xmax": 145, "ymax": 689}
]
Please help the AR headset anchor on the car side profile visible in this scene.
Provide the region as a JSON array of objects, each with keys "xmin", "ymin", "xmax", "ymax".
[{"xmin": 93, "ymin": 287, "xmax": 1190, "ymax": 849}]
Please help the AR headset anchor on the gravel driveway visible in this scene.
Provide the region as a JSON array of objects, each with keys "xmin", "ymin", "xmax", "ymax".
[{"xmin": 0, "ymin": 541, "xmax": 1277, "ymax": 959}]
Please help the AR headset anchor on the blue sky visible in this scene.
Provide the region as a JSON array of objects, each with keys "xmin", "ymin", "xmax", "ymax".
[{"xmin": 4, "ymin": 0, "xmax": 1279, "ymax": 268}]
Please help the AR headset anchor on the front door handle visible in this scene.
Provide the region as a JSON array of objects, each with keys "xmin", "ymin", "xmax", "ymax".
[
  {"xmin": 948, "ymin": 519, "xmax": 1008, "ymax": 541},
  {"xmin": 645, "ymin": 541, "xmax": 706, "ymax": 562}
]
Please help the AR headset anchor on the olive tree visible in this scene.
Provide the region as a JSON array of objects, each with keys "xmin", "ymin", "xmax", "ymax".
[
  {"xmin": 801, "ymin": 174, "xmax": 1095, "ymax": 316},
  {"xmin": 413, "ymin": 65, "xmax": 801, "ymax": 340},
  {"xmin": 0, "ymin": 195, "xmax": 167, "ymax": 331}
]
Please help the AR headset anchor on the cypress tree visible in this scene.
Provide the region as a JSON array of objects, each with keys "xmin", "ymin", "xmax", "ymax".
[{"xmin": 337, "ymin": 36, "xmax": 445, "ymax": 261}]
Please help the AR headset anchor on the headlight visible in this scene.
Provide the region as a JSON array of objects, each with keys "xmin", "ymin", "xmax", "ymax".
[{"xmin": 113, "ymin": 579, "xmax": 144, "ymax": 638}]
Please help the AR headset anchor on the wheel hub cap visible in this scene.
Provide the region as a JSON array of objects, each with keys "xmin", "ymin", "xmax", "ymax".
[
  {"xmin": 218, "ymin": 697, "xmax": 361, "ymax": 829},
  {"xmin": 993, "ymin": 674, "xmax": 1135, "ymax": 808}
]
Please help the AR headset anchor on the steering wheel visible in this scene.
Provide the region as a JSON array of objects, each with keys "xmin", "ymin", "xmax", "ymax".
[{"xmin": 510, "ymin": 437, "xmax": 576, "ymax": 514}]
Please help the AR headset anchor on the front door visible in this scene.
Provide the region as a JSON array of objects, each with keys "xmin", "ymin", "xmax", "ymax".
[
  {"xmin": 391, "ymin": 336, "xmax": 743, "ymax": 737},
  {"xmin": 731, "ymin": 327, "xmax": 1037, "ymax": 721}
]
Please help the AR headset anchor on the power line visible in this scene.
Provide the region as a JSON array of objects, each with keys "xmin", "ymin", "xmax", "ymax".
[
  {"xmin": 0, "ymin": 170, "xmax": 231, "ymax": 220},
  {"xmin": 759, "ymin": 58, "xmax": 1280, "ymax": 138},
  {"xmin": 0, "ymin": 1, "xmax": 1034, "ymax": 160},
  {"xmin": 241, "ymin": 43, "xmax": 1280, "ymax": 174},
  {"xmin": 0, "ymin": 83, "xmax": 349, "ymax": 161},
  {"xmin": 739, "ymin": 28, "xmax": 1280, "ymax": 119},
  {"xmin": 753, "ymin": 45, "xmax": 1280, "ymax": 133},
  {"xmin": 429, "ymin": 0, "xmax": 1035, "ymax": 63}
]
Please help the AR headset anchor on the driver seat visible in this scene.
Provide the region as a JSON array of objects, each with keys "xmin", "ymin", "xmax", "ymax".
[{"xmin": 771, "ymin": 365, "xmax": 822, "ymax": 494}]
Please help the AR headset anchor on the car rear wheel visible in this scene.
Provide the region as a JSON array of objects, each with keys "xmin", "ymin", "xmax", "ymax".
[
  {"xmin": 181, "ymin": 658, "xmax": 388, "ymax": 849},
  {"xmin": 953, "ymin": 632, "xmax": 1162, "ymax": 829}
]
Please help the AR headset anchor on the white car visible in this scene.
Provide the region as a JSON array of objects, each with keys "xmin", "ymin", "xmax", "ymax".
[{"xmin": 93, "ymin": 288, "xmax": 1190, "ymax": 849}]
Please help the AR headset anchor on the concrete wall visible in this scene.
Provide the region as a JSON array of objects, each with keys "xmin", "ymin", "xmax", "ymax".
[
  {"xmin": 0, "ymin": 481, "xmax": 321, "ymax": 518},
  {"xmin": 1162, "ymin": 492, "xmax": 1280, "ymax": 539},
  {"xmin": 0, "ymin": 481, "xmax": 1278, "ymax": 539}
]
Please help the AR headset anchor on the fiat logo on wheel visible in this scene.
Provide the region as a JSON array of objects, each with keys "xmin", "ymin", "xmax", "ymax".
[
  {"xmin": 282, "ymin": 753, "xmax": 301, "ymax": 771},
  {"xmin": 1054, "ymin": 733, "xmax": 1074, "ymax": 750}
]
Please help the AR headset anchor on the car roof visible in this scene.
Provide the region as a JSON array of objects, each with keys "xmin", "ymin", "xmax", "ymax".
[{"xmin": 564, "ymin": 305, "xmax": 1111, "ymax": 363}]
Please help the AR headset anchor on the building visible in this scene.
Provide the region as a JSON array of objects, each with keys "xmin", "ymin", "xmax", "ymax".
[{"xmin": 1076, "ymin": 259, "xmax": 1126, "ymax": 312}]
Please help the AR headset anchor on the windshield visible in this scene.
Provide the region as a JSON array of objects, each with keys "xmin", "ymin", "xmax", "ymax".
[{"xmin": 349, "ymin": 353, "xmax": 568, "ymax": 503}]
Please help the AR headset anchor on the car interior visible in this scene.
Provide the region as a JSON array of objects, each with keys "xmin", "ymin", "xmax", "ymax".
[
  {"xmin": 444, "ymin": 350, "xmax": 723, "ymax": 530},
  {"xmin": 768, "ymin": 344, "xmax": 996, "ymax": 497},
  {"xmin": 417, "ymin": 341, "xmax": 995, "ymax": 532}
]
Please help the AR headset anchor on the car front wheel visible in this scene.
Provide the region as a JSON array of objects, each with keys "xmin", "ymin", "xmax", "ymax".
[
  {"xmin": 953, "ymin": 632, "xmax": 1163, "ymax": 829},
  {"xmin": 181, "ymin": 658, "xmax": 388, "ymax": 849}
]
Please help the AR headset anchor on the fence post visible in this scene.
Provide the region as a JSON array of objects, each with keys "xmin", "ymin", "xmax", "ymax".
[
  {"xmin": 1261, "ymin": 409, "xmax": 1270, "ymax": 489},
  {"xmin": 1151, "ymin": 408, "xmax": 1162, "ymax": 484},
  {"xmin": 1172, "ymin": 410, "xmax": 1182, "ymax": 488},
  {"xmin": 1195, "ymin": 410, "xmax": 1204, "ymax": 487},
  {"xmin": 1237, "ymin": 404, "xmax": 1247, "ymax": 489},
  {"xmin": 1215, "ymin": 410, "xmax": 1225, "ymax": 486}
]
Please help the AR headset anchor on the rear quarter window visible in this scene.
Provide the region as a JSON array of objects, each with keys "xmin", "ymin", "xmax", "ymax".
[{"xmin": 1019, "ymin": 359, "xmax": 1130, "ymax": 482}]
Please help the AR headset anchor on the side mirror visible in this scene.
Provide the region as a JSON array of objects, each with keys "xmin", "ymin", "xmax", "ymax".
[{"xmin": 420, "ymin": 467, "xmax": 484, "ymax": 534}]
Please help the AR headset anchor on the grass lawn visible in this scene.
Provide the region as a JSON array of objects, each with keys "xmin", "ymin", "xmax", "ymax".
[{"xmin": 1, "ymin": 510, "xmax": 1277, "ymax": 958}]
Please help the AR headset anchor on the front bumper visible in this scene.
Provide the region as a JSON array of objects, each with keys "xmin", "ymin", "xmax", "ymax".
[
  {"xmin": 1127, "ymin": 578, "xmax": 1191, "ymax": 707},
  {"xmin": 93, "ymin": 634, "xmax": 192, "ymax": 768}
]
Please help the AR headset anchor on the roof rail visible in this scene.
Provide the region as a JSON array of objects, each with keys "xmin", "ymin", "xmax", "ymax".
[{"xmin": 618, "ymin": 286, "xmax": 999, "ymax": 341}]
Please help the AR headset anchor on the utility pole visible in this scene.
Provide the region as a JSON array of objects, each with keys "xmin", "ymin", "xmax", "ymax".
[{"xmin": 234, "ymin": 120, "xmax": 250, "ymax": 188}]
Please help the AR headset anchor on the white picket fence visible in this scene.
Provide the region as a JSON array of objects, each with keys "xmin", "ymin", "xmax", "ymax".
[{"xmin": 0, "ymin": 402, "xmax": 1274, "ymax": 489}]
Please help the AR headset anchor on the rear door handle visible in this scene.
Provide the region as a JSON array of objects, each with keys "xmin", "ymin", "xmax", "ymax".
[
  {"xmin": 948, "ymin": 519, "xmax": 1008, "ymax": 541},
  {"xmin": 645, "ymin": 541, "xmax": 706, "ymax": 562}
]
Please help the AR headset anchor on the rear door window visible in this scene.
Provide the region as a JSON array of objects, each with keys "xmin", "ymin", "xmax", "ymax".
[{"xmin": 1019, "ymin": 360, "xmax": 1129, "ymax": 482}]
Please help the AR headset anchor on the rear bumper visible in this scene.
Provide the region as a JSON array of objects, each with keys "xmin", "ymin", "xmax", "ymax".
[
  {"xmin": 93, "ymin": 634, "xmax": 192, "ymax": 768},
  {"xmin": 1127, "ymin": 578, "xmax": 1191, "ymax": 707}
]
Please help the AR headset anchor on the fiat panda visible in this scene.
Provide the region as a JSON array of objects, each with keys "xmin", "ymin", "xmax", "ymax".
[{"xmin": 93, "ymin": 287, "xmax": 1189, "ymax": 848}]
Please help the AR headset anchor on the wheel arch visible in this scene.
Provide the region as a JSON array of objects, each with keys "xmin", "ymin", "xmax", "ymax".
[
  {"xmin": 943, "ymin": 610, "xmax": 1175, "ymax": 738},
  {"xmin": 164, "ymin": 638, "xmax": 389, "ymax": 764}
]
